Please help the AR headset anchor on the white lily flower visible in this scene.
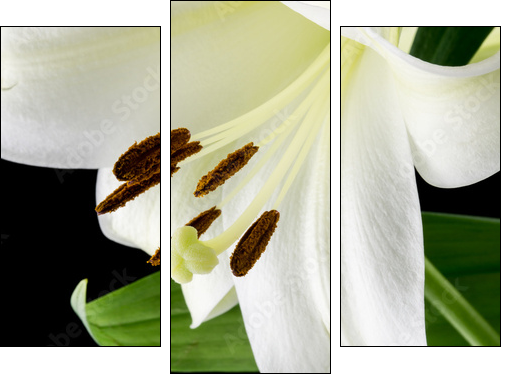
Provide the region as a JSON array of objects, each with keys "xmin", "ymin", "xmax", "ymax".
[
  {"xmin": 171, "ymin": 1, "xmax": 329, "ymax": 373},
  {"xmin": 341, "ymin": 27, "xmax": 499, "ymax": 345},
  {"xmin": 1, "ymin": 27, "xmax": 161, "ymax": 254}
]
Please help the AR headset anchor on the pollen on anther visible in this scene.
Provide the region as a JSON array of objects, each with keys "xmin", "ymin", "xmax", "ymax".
[
  {"xmin": 114, "ymin": 133, "xmax": 160, "ymax": 182},
  {"xmin": 186, "ymin": 206, "xmax": 222, "ymax": 238},
  {"xmin": 148, "ymin": 248, "xmax": 161, "ymax": 266},
  {"xmin": 170, "ymin": 134, "xmax": 202, "ymax": 177},
  {"xmin": 95, "ymin": 173, "xmax": 161, "ymax": 215},
  {"xmin": 230, "ymin": 210, "xmax": 280, "ymax": 277},
  {"xmin": 171, "ymin": 128, "xmax": 191, "ymax": 154},
  {"xmin": 194, "ymin": 142, "xmax": 259, "ymax": 197}
]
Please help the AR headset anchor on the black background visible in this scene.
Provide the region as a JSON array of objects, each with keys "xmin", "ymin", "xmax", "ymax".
[
  {"xmin": 416, "ymin": 171, "xmax": 500, "ymax": 218},
  {"xmin": 1, "ymin": 159, "xmax": 160, "ymax": 346},
  {"xmin": 0, "ymin": 160, "xmax": 498, "ymax": 346}
]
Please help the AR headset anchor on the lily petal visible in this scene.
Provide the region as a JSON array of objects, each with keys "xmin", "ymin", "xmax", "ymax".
[
  {"xmin": 341, "ymin": 45, "xmax": 426, "ymax": 346},
  {"xmin": 344, "ymin": 27, "xmax": 500, "ymax": 188},
  {"xmin": 96, "ymin": 168, "xmax": 160, "ymax": 254},
  {"xmin": 1, "ymin": 27, "xmax": 160, "ymax": 169},
  {"xmin": 171, "ymin": 1, "xmax": 328, "ymax": 134},
  {"xmin": 232, "ymin": 122, "xmax": 330, "ymax": 372},
  {"xmin": 280, "ymin": 1, "xmax": 330, "ymax": 30},
  {"xmin": 182, "ymin": 261, "xmax": 238, "ymax": 328}
]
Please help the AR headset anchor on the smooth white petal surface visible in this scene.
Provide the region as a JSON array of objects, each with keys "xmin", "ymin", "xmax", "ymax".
[
  {"xmin": 96, "ymin": 168, "xmax": 160, "ymax": 254},
  {"xmin": 343, "ymin": 27, "xmax": 500, "ymax": 188},
  {"xmin": 280, "ymin": 1, "xmax": 330, "ymax": 30},
  {"xmin": 1, "ymin": 27, "xmax": 160, "ymax": 168},
  {"xmin": 341, "ymin": 45, "xmax": 426, "ymax": 346},
  {"xmin": 171, "ymin": 1, "xmax": 328, "ymax": 134},
  {"xmin": 182, "ymin": 265, "xmax": 238, "ymax": 328},
  {"xmin": 232, "ymin": 124, "xmax": 330, "ymax": 372}
]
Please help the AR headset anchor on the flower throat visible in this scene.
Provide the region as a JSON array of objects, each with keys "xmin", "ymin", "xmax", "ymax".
[{"xmin": 170, "ymin": 42, "xmax": 330, "ymax": 285}]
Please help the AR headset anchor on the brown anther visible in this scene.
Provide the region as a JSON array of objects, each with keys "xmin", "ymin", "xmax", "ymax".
[
  {"xmin": 171, "ymin": 128, "xmax": 190, "ymax": 154},
  {"xmin": 148, "ymin": 248, "xmax": 161, "ymax": 266},
  {"xmin": 186, "ymin": 206, "xmax": 222, "ymax": 238},
  {"xmin": 95, "ymin": 173, "xmax": 160, "ymax": 215},
  {"xmin": 114, "ymin": 133, "xmax": 160, "ymax": 182},
  {"xmin": 170, "ymin": 128, "xmax": 202, "ymax": 177},
  {"xmin": 194, "ymin": 142, "xmax": 259, "ymax": 197},
  {"xmin": 171, "ymin": 141, "xmax": 202, "ymax": 166},
  {"xmin": 230, "ymin": 210, "xmax": 280, "ymax": 277},
  {"xmin": 171, "ymin": 165, "xmax": 180, "ymax": 177}
]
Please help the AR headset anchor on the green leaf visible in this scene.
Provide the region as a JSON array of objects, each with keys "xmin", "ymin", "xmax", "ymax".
[
  {"xmin": 71, "ymin": 272, "xmax": 160, "ymax": 346},
  {"xmin": 171, "ymin": 280, "xmax": 258, "ymax": 372},
  {"xmin": 422, "ymin": 213, "xmax": 500, "ymax": 346},
  {"xmin": 410, "ymin": 27, "xmax": 494, "ymax": 66},
  {"xmin": 70, "ymin": 278, "xmax": 100, "ymax": 345}
]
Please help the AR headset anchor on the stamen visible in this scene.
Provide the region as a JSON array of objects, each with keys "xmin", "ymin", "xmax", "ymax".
[
  {"xmin": 171, "ymin": 165, "xmax": 180, "ymax": 176},
  {"xmin": 114, "ymin": 133, "xmax": 160, "ymax": 182},
  {"xmin": 148, "ymin": 248, "xmax": 161, "ymax": 266},
  {"xmin": 186, "ymin": 206, "xmax": 222, "ymax": 238},
  {"xmin": 194, "ymin": 142, "xmax": 259, "ymax": 197},
  {"xmin": 171, "ymin": 44, "xmax": 329, "ymax": 283},
  {"xmin": 171, "ymin": 141, "xmax": 202, "ymax": 177},
  {"xmin": 95, "ymin": 173, "xmax": 160, "ymax": 215},
  {"xmin": 230, "ymin": 210, "xmax": 280, "ymax": 277},
  {"xmin": 171, "ymin": 128, "xmax": 191, "ymax": 154}
]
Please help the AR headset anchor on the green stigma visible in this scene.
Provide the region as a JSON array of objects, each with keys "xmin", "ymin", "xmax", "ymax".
[{"xmin": 171, "ymin": 226, "xmax": 219, "ymax": 284}]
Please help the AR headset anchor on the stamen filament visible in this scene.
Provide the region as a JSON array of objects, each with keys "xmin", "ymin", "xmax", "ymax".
[
  {"xmin": 218, "ymin": 70, "xmax": 330, "ymax": 209},
  {"xmin": 273, "ymin": 95, "xmax": 329, "ymax": 208},
  {"xmin": 183, "ymin": 44, "xmax": 330, "ymax": 161},
  {"xmin": 202, "ymin": 80, "xmax": 326, "ymax": 254},
  {"xmin": 171, "ymin": 46, "xmax": 330, "ymax": 283}
]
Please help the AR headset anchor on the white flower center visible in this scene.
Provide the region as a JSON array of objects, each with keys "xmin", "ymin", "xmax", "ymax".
[{"xmin": 171, "ymin": 43, "xmax": 330, "ymax": 284}]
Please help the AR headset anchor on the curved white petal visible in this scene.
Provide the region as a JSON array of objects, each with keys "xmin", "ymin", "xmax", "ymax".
[
  {"xmin": 280, "ymin": 1, "xmax": 330, "ymax": 30},
  {"xmin": 1, "ymin": 27, "xmax": 160, "ymax": 168},
  {"xmin": 341, "ymin": 47, "xmax": 426, "ymax": 346},
  {"xmin": 96, "ymin": 168, "xmax": 160, "ymax": 254},
  {"xmin": 355, "ymin": 28, "xmax": 500, "ymax": 188},
  {"xmin": 171, "ymin": 1, "xmax": 328, "ymax": 134},
  {"xmin": 182, "ymin": 264, "xmax": 238, "ymax": 328},
  {"xmin": 230, "ymin": 121, "xmax": 330, "ymax": 372}
]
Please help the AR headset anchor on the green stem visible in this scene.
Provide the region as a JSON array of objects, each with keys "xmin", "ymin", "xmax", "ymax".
[{"xmin": 425, "ymin": 257, "xmax": 500, "ymax": 346}]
